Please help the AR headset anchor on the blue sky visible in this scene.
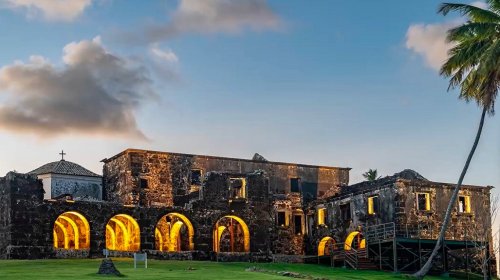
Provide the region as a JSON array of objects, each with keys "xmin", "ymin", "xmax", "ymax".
[{"xmin": 0, "ymin": 0, "xmax": 498, "ymax": 195}]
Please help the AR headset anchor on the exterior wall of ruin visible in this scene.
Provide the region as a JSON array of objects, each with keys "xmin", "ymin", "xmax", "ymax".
[
  {"xmin": 273, "ymin": 193, "xmax": 305, "ymax": 255},
  {"xmin": 395, "ymin": 180, "xmax": 493, "ymax": 241},
  {"xmin": 0, "ymin": 175, "xmax": 11, "ymax": 259},
  {"xmin": 307, "ymin": 186, "xmax": 396, "ymax": 254},
  {"xmin": 0, "ymin": 172, "xmax": 275, "ymax": 261},
  {"xmin": 102, "ymin": 149, "xmax": 350, "ymax": 207}
]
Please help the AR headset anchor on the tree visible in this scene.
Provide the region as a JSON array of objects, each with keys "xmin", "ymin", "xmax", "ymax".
[
  {"xmin": 362, "ymin": 169, "xmax": 381, "ymax": 181},
  {"xmin": 414, "ymin": 1, "xmax": 499, "ymax": 278}
]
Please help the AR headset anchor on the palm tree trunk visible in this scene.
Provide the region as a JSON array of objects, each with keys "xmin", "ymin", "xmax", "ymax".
[{"xmin": 413, "ymin": 107, "xmax": 487, "ymax": 279}]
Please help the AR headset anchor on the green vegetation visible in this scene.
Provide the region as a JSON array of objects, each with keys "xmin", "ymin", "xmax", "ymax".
[
  {"xmin": 0, "ymin": 259, "xmax": 446, "ymax": 280},
  {"xmin": 415, "ymin": 1, "xmax": 499, "ymax": 277}
]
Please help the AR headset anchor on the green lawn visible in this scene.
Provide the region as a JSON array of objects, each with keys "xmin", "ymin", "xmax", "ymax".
[{"xmin": 0, "ymin": 259, "xmax": 445, "ymax": 280}]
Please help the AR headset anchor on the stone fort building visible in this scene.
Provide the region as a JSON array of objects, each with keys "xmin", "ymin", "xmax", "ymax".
[{"xmin": 0, "ymin": 148, "xmax": 495, "ymax": 275}]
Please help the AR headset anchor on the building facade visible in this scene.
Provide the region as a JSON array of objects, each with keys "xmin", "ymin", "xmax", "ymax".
[{"xmin": 0, "ymin": 149, "xmax": 494, "ymax": 275}]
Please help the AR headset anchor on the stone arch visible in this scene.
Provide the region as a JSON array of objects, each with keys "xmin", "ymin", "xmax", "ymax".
[
  {"xmin": 106, "ymin": 214, "xmax": 140, "ymax": 251},
  {"xmin": 53, "ymin": 211, "xmax": 90, "ymax": 250},
  {"xmin": 344, "ymin": 231, "xmax": 366, "ymax": 251},
  {"xmin": 213, "ymin": 215, "xmax": 250, "ymax": 253},
  {"xmin": 155, "ymin": 212, "xmax": 194, "ymax": 252},
  {"xmin": 318, "ymin": 236, "xmax": 336, "ymax": 256}
]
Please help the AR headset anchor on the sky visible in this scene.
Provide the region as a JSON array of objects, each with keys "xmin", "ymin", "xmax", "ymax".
[{"xmin": 0, "ymin": 0, "xmax": 498, "ymax": 196}]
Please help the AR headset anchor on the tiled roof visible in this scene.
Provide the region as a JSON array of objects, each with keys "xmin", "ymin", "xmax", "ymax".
[{"xmin": 29, "ymin": 160, "xmax": 101, "ymax": 177}]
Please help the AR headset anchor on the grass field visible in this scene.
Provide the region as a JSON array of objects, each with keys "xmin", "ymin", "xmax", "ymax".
[{"xmin": 0, "ymin": 259, "xmax": 447, "ymax": 280}]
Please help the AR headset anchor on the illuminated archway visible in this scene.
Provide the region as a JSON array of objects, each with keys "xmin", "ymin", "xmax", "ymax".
[
  {"xmin": 344, "ymin": 231, "xmax": 366, "ymax": 251},
  {"xmin": 155, "ymin": 213, "xmax": 194, "ymax": 252},
  {"xmin": 106, "ymin": 214, "xmax": 140, "ymax": 251},
  {"xmin": 53, "ymin": 211, "xmax": 90, "ymax": 250},
  {"xmin": 318, "ymin": 236, "xmax": 336, "ymax": 256},
  {"xmin": 213, "ymin": 215, "xmax": 250, "ymax": 253}
]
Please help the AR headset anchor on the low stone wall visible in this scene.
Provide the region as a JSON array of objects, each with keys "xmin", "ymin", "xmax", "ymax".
[
  {"xmin": 54, "ymin": 248, "xmax": 90, "ymax": 258},
  {"xmin": 212, "ymin": 252, "xmax": 251, "ymax": 262},
  {"xmin": 271, "ymin": 254, "xmax": 305, "ymax": 263}
]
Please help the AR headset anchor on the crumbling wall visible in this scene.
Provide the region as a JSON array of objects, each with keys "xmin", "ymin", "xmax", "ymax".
[
  {"xmin": 2, "ymin": 172, "xmax": 48, "ymax": 259},
  {"xmin": 102, "ymin": 149, "xmax": 350, "ymax": 207},
  {"xmin": 0, "ymin": 175, "xmax": 10, "ymax": 259},
  {"xmin": 272, "ymin": 193, "xmax": 305, "ymax": 255},
  {"xmin": 192, "ymin": 171, "xmax": 273, "ymax": 257},
  {"xmin": 395, "ymin": 180, "xmax": 492, "ymax": 241},
  {"xmin": 307, "ymin": 186, "xmax": 395, "ymax": 254}
]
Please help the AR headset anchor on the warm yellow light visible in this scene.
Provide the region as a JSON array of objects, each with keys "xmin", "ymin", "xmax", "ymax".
[
  {"xmin": 53, "ymin": 211, "xmax": 90, "ymax": 250},
  {"xmin": 317, "ymin": 236, "xmax": 335, "ymax": 256},
  {"xmin": 54, "ymin": 221, "xmax": 69, "ymax": 249},
  {"xmin": 344, "ymin": 231, "xmax": 364, "ymax": 251},
  {"xmin": 155, "ymin": 228, "xmax": 163, "ymax": 251},
  {"xmin": 360, "ymin": 239, "xmax": 366, "ymax": 249},
  {"xmin": 213, "ymin": 215, "xmax": 250, "ymax": 253},
  {"xmin": 106, "ymin": 214, "xmax": 140, "ymax": 251},
  {"xmin": 58, "ymin": 216, "xmax": 80, "ymax": 249},
  {"xmin": 168, "ymin": 221, "xmax": 184, "ymax": 251},
  {"xmin": 106, "ymin": 225, "xmax": 116, "ymax": 250},
  {"xmin": 317, "ymin": 208, "xmax": 326, "ymax": 225},
  {"xmin": 154, "ymin": 213, "xmax": 195, "ymax": 252},
  {"xmin": 367, "ymin": 197, "xmax": 375, "ymax": 215}
]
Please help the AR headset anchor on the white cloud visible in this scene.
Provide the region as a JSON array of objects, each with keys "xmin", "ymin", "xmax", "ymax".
[
  {"xmin": 404, "ymin": 1, "xmax": 490, "ymax": 71},
  {"xmin": 405, "ymin": 21, "xmax": 459, "ymax": 71},
  {"xmin": 2, "ymin": 0, "xmax": 92, "ymax": 22},
  {"xmin": 120, "ymin": 0, "xmax": 282, "ymax": 44},
  {"xmin": 0, "ymin": 37, "xmax": 155, "ymax": 139},
  {"xmin": 150, "ymin": 44, "xmax": 179, "ymax": 63}
]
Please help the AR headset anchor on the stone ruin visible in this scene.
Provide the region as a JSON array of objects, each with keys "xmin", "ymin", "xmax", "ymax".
[{"xmin": 0, "ymin": 148, "xmax": 495, "ymax": 275}]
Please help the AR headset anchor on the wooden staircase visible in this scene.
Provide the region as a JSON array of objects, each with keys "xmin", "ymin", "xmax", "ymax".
[{"xmin": 326, "ymin": 243, "xmax": 377, "ymax": 270}]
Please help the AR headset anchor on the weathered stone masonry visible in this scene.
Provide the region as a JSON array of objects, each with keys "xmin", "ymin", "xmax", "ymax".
[{"xmin": 0, "ymin": 149, "xmax": 495, "ymax": 275}]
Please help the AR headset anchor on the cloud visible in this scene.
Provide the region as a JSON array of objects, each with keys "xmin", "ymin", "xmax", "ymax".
[
  {"xmin": 120, "ymin": 0, "xmax": 282, "ymax": 44},
  {"xmin": 2, "ymin": 0, "xmax": 92, "ymax": 22},
  {"xmin": 0, "ymin": 37, "xmax": 155, "ymax": 139},
  {"xmin": 150, "ymin": 44, "xmax": 179, "ymax": 63},
  {"xmin": 405, "ymin": 21, "xmax": 459, "ymax": 71},
  {"xmin": 404, "ymin": 1, "xmax": 488, "ymax": 71}
]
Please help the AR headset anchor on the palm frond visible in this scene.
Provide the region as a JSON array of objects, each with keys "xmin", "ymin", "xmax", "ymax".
[
  {"xmin": 486, "ymin": 0, "xmax": 500, "ymax": 14},
  {"xmin": 447, "ymin": 22, "xmax": 499, "ymax": 43},
  {"xmin": 438, "ymin": 3, "xmax": 500, "ymax": 22}
]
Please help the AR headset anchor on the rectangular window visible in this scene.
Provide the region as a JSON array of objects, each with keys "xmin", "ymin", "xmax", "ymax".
[
  {"xmin": 290, "ymin": 178, "xmax": 301, "ymax": 193},
  {"xmin": 458, "ymin": 196, "xmax": 471, "ymax": 213},
  {"xmin": 340, "ymin": 203, "xmax": 351, "ymax": 221},
  {"xmin": 190, "ymin": 169, "xmax": 202, "ymax": 185},
  {"xmin": 277, "ymin": 211, "xmax": 287, "ymax": 227},
  {"xmin": 294, "ymin": 215, "xmax": 303, "ymax": 235},
  {"xmin": 417, "ymin": 193, "xmax": 430, "ymax": 211},
  {"xmin": 317, "ymin": 208, "xmax": 326, "ymax": 225},
  {"xmin": 140, "ymin": 178, "xmax": 148, "ymax": 189},
  {"xmin": 229, "ymin": 178, "xmax": 246, "ymax": 199},
  {"xmin": 368, "ymin": 196, "xmax": 379, "ymax": 215}
]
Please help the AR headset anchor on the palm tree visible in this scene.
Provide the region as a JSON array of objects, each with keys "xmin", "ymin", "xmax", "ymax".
[
  {"xmin": 414, "ymin": 1, "xmax": 499, "ymax": 278},
  {"xmin": 362, "ymin": 169, "xmax": 381, "ymax": 181}
]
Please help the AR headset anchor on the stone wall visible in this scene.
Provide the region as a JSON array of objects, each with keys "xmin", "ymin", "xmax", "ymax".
[
  {"xmin": 0, "ymin": 175, "xmax": 10, "ymax": 259},
  {"xmin": 102, "ymin": 149, "xmax": 350, "ymax": 206},
  {"xmin": 0, "ymin": 171, "xmax": 277, "ymax": 260},
  {"xmin": 395, "ymin": 179, "xmax": 492, "ymax": 241},
  {"xmin": 307, "ymin": 186, "xmax": 396, "ymax": 254}
]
